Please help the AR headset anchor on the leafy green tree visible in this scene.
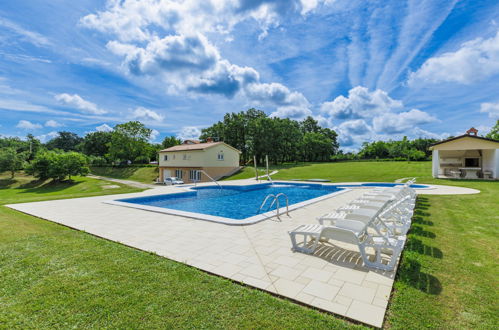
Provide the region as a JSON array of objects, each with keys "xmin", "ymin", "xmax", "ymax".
[
  {"xmin": 25, "ymin": 151, "xmax": 56, "ymax": 180},
  {"xmin": 0, "ymin": 148, "xmax": 26, "ymax": 178},
  {"xmin": 46, "ymin": 131, "xmax": 83, "ymax": 151},
  {"xmin": 26, "ymin": 151, "xmax": 89, "ymax": 181},
  {"xmin": 108, "ymin": 121, "xmax": 152, "ymax": 163},
  {"xmin": 485, "ymin": 120, "xmax": 499, "ymax": 140},
  {"xmin": 82, "ymin": 131, "xmax": 112, "ymax": 157},
  {"xmin": 60, "ymin": 152, "xmax": 90, "ymax": 180},
  {"xmin": 161, "ymin": 136, "xmax": 181, "ymax": 149}
]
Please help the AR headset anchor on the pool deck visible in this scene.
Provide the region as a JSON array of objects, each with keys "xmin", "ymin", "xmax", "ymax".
[{"xmin": 6, "ymin": 180, "xmax": 478, "ymax": 327}]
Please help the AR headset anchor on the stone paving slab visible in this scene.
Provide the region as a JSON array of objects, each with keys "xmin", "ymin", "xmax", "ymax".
[{"xmin": 6, "ymin": 180, "xmax": 472, "ymax": 327}]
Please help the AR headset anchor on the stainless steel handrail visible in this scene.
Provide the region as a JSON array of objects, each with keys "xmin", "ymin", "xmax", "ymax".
[
  {"xmin": 258, "ymin": 192, "xmax": 289, "ymax": 219},
  {"xmin": 199, "ymin": 170, "xmax": 222, "ymax": 189}
]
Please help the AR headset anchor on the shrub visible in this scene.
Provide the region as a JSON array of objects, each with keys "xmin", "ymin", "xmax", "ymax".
[
  {"xmin": 0, "ymin": 148, "xmax": 26, "ymax": 178},
  {"xmin": 88, "ymin": 156, "xmax": 108, "ymax": 166},
  {"xmin": 27, "ymin": 151, "xmax": 89, "ymax": 181}
]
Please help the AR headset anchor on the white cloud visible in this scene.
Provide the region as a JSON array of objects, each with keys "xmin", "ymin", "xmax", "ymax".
[
  {"xmin": 131, "ymin": 107, "xmax": 164, "ymax": 122},
  {"xmin": 55, "ymin": 93, "xmax": 107, "ymax": 115},
  {"xmin": 150, "ymin": 129, "xmax": 160, "ymax": 141},
  {"xmin": 372, "ymin": 109, "xmax": 437, "ymax": 134},
  {"xmin": 16, "ymin": 120, "xmax": 42, "ymax": 130},
  {"xmin": 36, "ymin": 131, "xmax": 59, "ymax": 143},
  {"xmin": 480, "ymin": 102, "xmax": 499, "ymax": 119},
  {"xmin": 45, "ymin": 120, "xmax": 62, "ymax": 127},
  {"xmin": 334, "ymin": 119, "xmax": 372, "ymax": 147},
  {"xmin": 320, "ymin": 86, "xmax": 438, "ymax": 148},
  {"xmin": 96, "ymin": 123, "xmax": 113, "ymax": 132},
  {"xmin": 176, "ymin": 126, "xmax": 201, "ymax": 141},
  {"xmin": 82, "ymin": 1, "xmax": 312, "ymax": 117},
  {"xmin": 0, "ymin": 17, "xmax": 51, "ymax": 46},
  {"xmin": 409, "ymin": 31, "xmax": 499, "ymax": 85},
  {"xmin": 320, "ymin": 86, "xmax": 403, "ymax": 119},
  {"xmin": 81, "ymin": 0, "xmax": 329, "ymax": 43}
]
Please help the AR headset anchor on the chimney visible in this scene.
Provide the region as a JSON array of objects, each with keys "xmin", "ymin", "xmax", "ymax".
[
  {"xmin": 206, "ymin": 137, "xmax": 213, "ymax": 143},
  {"xmin": 466, "ymin": 127, "xmax": 478, "ymax": 136}
]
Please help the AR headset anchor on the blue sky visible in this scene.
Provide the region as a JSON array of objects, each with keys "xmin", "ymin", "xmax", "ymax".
[{"xmin": 1, "ymin": 0, "xmax": 498, "ymax": 149}]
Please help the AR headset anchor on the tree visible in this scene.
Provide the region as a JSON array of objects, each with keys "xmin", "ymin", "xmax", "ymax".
[
  {"xmin": 46, "ymin": 131, "xmax": 83, "ymax": 151},
  {"xmin": 26, "ymin": 151, "xmax": 89, "ymax": 181},
  {"xmin": 161, "ymin": 136, "xmax": 181, "ymax": 149},
  {"xmin": 0, "ymin": 148, "xmax": 26, "ymax": 178},
  {"xmin": 108, "ymin": 121, "xmax": 152, "ymax": 163},
  {"xmin": 485, "ymin": 120, "xmax": 499, "ymax": 140},
  {"xmin": 82, "ymin": 131, "xmax": 112, "ymax": 157},
  {"xmin": 60, "ymin": 152, "xmax": 90, "ymax": 180}
]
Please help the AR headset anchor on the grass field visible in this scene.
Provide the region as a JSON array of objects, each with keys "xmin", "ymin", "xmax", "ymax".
[
  {"xmin": 0, "ymin": 172, "xmax": 141, "ymax": 205},
  {"xmin": 90, "ymin": 166, "xmax": 158, "ymax": 184},
  {"xmin": 0, "ymin": 172, "xmax": 359, "ymax": 329},
  {"xmin": 225, "ymin": 161, "xmax": 435, "ymax": 183},
  {"xmin": 1, "ymin": 164, "xmax": 498, "ymax": 328}
]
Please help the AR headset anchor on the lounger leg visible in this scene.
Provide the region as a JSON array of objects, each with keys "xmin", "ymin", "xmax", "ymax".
[{"xmin": 290, "ymin": 232, "xmax": 319, "ymax": 254}]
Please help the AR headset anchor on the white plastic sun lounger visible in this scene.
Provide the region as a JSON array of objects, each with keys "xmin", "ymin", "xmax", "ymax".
[
  {"xmin": 318, "ymin": 205, "xmax": 398, "ymax": 237},
  {"xmin": 289, "ymin": 220, "xmax": 406, "ymax": 271}
]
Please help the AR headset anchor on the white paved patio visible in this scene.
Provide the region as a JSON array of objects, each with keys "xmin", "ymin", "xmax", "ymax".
[{"xmin": 6, "ymin": 180, "xmax": 478, "ymax": 327}]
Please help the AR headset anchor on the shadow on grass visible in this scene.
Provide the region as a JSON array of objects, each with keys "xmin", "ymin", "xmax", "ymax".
[
  {"xmin": 405, "ymin": 238, "xmax": 443, "ymax": 258},
  {"xmin": 397, "ymin": 258, "xmax": 442, "ymax": 295},
  {"xmin": 410, "ymin": 225, "xmax": 436, "ymax": 238},
  {"xmin": 18, "ymin": 179, "xmax": 82, "ymax": 194},
  {"xmin": 0, "ymin": 178, "xmax": 16, "ymax": 188},
  {"xmin": 396, "ymin": 195, "xmax": 442, "ymax": 295}
]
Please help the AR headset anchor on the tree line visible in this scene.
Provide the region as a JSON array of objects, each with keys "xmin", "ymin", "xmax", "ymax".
[
  {"xmin": 200, "ymin": 109, "xmax": 339, "ymax": 164},
  {"xmin": 1, "ymin": 116, "xmax": 497, "ymax": 181},
  {"xmin": 0, "ymin": 121, "xmax": 181, "ymax": 181}
]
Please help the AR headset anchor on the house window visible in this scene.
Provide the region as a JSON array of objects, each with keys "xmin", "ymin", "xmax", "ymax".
[
  {"xmin": 183, "ymin": 154, "xmax": 187, "ymax": 160},
  {"xmin": 164, "ymin": 155, "xmax": 168, "ymax": 161},
  {"xmin": 189, "ymin": 170, "xmax": 201, "ymax": 181},
  {"xmin": 175, "ymin": 169, "xmax": 183, "ymax": 179},
  {"xmin": 217, "ymin": 151, "xmax": 224, "ymax": 161}
]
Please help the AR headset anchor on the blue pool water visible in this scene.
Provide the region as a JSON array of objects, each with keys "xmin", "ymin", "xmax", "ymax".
[{"xmin": 118, "ymin": 182, "xmax": 343, "ymax": 220}]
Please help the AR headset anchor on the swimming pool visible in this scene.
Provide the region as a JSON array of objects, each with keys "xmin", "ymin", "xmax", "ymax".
[
  {"xmin": 108, "ymin": 182, "xmax": 347, "ymax": 224},
  {"xmin": 107, "ymin": 181, "xmax": 429, "ymax": 225}
]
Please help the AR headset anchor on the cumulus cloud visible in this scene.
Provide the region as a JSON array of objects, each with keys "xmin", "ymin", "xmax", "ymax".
[
  {"xmin": 45, "ymin": 119, "xmax": 62, "ymax": 127},
  {"xmin": 55, "ymin": 93, "xmax": 107, "ymax": 115},
  {"xmin": 131, "ymin": 106, "xmax": 164, "ymax": 122},
  {"xmin": 36, "ymin": 131, "xmax": 59, "ymax": 143},
  {"xmin": 372, "ymin": 109, "xmax": 437, "ymax": 134},
  {"xmin": 480, "ymin": 102, "xmax": 499, "ymax": 119},
  {"xmin": 320, "ymin": 86, "xmax": 403, "ymax": 119},
  {"xmin": 150, "ymin": 129, "xmax": 160, "ymax": 141},
  {"xmin": 16, "ymin": 120, "xmax": 42, "ymax": 130},
  {"xmin": 81, "ymin": 0, "xmax": 329, "ymax": 42},
  {"xmin": 176, "ymin": 126, "xmax": 201, "ymax": 141},
  {"xmin": 82, "ymin": 0, "xmax": 312, "ymax": 118},
  {"xmin": 320, "ymin": 86, "xmax": 439, "ymax": 148},
  {"xmin": 96, "ymin": 123, "xmax": 113, "ymax": 132},
  {"xmin": 409, "ymin": 31, "xmax": 499, "ymax": 85}
]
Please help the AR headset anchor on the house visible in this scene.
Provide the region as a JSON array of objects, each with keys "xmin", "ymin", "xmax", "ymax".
[
  {"xmin": 430, "ymin": 128, "xmax": 499, "ymax": 179},
  {"xmin": 158, "ymin": 139, "xmax": 241, "ymax": 183}
]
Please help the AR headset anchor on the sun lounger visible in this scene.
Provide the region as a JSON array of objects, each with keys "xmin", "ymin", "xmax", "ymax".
[{"xmin": 289, "ymin": 220, "xmax": 406, "ymax": 271}]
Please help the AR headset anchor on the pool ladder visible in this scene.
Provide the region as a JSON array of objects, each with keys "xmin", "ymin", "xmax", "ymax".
[{"xmin": 257, "ymin": 193, "xmax": 289, "ymax": 220}]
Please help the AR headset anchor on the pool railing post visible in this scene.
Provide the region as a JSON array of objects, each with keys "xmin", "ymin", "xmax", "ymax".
[
  {"xmin": 254, "ymin": 155, "xmax": 258, "ymax": 181},
  {"xmin": 266, "ymin": 155, "xmax": 269, "ymax": 181}
]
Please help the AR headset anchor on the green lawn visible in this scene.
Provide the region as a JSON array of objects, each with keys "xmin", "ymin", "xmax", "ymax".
[
  {"xmin": 90, "ymin": 166, "xmax": 158, "ymax": 184},
  {"xmin": 226, "ymin": 161, "xmax": 434, "ymax": 183},
  {"xmin": 0, "ymin": 172, "xmax": 141, "ymax": 205},
  {"xmin": 1, "ymin": 164, "xmax": 498, "ymax": 329},
  {"xmin": 0, "ymin": 172, "xmax": 359, "ymax": 329}
]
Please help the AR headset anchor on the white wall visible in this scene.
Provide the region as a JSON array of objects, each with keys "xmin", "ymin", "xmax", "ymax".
[{"xmin": 432, "ymin": 150, "xmax": 439, "ymax": 177}]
